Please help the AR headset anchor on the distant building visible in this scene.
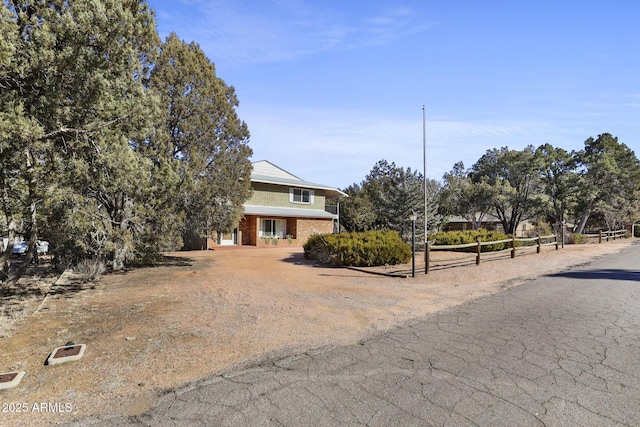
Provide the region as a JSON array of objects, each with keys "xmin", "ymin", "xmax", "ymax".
[{"xmin": 444, "ymin": 213, "xmax": 533, "ymax": 237}]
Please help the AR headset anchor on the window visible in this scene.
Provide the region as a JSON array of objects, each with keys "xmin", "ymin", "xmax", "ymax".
[
  {"xmin": 260, "ymin": 219, "xmax": 286, "ymax": 238},
  {"xmin": 290, "ymin": 188, "xmax": 314, "ymax": 204}
]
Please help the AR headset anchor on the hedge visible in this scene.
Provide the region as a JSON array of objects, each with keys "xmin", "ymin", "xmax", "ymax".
[
  {"xmin": 569, "ymin": 233, "xmax": 588, "ymax": 244},
  {"xmin": 303, "ymin": 230, "xmax": 411, "ymax": 267}
]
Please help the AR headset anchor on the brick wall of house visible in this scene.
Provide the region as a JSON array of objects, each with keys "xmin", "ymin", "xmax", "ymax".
[
  {"xmin": 295, "ymin": 218, "xmax": 333, "ymax": 242},
  {"xmin": 287, "ymin": 218, "xmax": 297, "ymax": 238},
  {"xmin": 236, "ymin": 215, "xmax": 334, "ymax": 247},
  {"xmin": 239, "ymin": 216, "xmax": 257, "ymax": 245}
]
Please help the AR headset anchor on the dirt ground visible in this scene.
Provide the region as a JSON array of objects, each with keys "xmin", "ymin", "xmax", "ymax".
[{"xmin": 0, "ymin": 239, "xmax": 634, "ymax": 426}]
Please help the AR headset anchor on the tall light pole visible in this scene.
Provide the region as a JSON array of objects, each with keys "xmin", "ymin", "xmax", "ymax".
[{"xmin": 423, "ymin": 105, "xmax": 427, "ymax": 243}]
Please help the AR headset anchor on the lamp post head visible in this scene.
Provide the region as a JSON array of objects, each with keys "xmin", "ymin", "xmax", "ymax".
[{"xmin": 409, "ymin": 212, "xmax": 417, "ymax": 222}]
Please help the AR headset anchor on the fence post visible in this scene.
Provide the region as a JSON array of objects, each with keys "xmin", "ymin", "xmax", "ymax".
[
  {"xmin": 511, "ymin": 235, "xmax": 516, "ymax": 258},
  {"xmin": 425, "ymin": 241, "xmax": 430, "ymax": 274},
  {"xmin": 599, "ymin": 230, "xmax": 602, "ymax": 244},
  {"xmin": 476, "ymin": 237, "xmax": 481, "ymax": 265},
  {"xmin": 536, "ymin": 234, "xmax": 541, "ymax": 254}
]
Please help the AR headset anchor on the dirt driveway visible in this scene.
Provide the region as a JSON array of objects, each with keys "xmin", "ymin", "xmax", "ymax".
[{"xmin": 0, "ymin": 240, "xmax": 633, "ymax": 426}]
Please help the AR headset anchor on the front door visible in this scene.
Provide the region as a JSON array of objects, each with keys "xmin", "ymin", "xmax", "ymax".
[{"xmin": 218, "ymin": 228, "xmax": 237, "ymax": 246}]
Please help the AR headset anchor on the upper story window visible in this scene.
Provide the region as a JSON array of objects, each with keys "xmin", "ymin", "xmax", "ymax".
[{"xmin": 290, "ymin": 188, "xmax": 314, "ymax": 204}]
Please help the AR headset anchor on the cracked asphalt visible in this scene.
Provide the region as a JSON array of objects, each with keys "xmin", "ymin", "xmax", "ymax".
[{"xmin": 71, "ymin": 243, "xmax": 640, "ymax": 426}]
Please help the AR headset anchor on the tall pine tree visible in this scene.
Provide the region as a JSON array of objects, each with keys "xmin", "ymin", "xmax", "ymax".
[
  {"xmin": 1, "ymin": 0, "xmax": 160, "ymax": 278},
  {"xmin": 144, "ymin": 33, "xmax": 253, "ymax": 240}
]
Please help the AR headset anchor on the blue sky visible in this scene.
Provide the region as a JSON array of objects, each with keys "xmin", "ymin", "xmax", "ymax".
[{"xmin": 148, "ymin": 0, "xmax": 640, "ymax": 189}]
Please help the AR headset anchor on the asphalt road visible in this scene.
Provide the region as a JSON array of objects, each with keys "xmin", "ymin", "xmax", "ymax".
[{"xmin": 72, "ymin": 243, "xmax": 640, "ymax": 426}]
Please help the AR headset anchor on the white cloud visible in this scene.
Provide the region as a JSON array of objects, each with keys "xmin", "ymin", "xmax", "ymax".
[
  {"xmin": 156, "ymin": 0, "xmax": 433, "ymax": 65},
  {"xmin": 240, "ymin": 105, "xmax": 566, "ymax": 188}
]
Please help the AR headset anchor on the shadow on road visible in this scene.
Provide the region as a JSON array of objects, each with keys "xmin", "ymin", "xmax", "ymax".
[{"xmin": 549, "ymin": 269, "xmax": 640, "ymax": 281}]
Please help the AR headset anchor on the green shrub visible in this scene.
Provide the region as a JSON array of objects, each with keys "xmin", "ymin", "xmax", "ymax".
[
  {"xmin": 569, "ymin": 233, "xmax": 588, "ymax": 244},
  {"xmin": 303, "ymin": 230, "xmax": 411, "ymax": 267},
  {"xmin": 524, "ymin": 221, "xmax": 553, "ymax": 238},
  {"xmin": 430, "ymin": 229, "xmax": 514, "ymax": 252}
]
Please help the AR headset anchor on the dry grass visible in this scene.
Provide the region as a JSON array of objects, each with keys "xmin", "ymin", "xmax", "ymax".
[
  {"xmin": 74, "ymin": 259, "xmax": 106, "ymax": 282},
  {"xmin": 0, "ymin": 301, "xmax": 31, "ymax": 338},
  {"xmin": 0, "ymin": 260, "xmax": 60, "ymax": 338}
]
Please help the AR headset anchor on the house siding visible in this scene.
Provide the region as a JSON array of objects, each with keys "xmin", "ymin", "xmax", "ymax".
[{"xmin": 248, "ymin": 183, "xmax": 326, "ymax": 211}]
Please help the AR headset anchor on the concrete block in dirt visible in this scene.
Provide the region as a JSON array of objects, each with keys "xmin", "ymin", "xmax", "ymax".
[
  {"xmin": 46, "ymin": 344, "xmax": 86, "ymax": 366},
  {"xmin": 0, "ymin": 371, "xmax": 25, "ymax": 389}
]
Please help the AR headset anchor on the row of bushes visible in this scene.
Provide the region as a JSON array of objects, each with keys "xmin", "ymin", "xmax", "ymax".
[
  {"xmin": 303, "ymin": 230, "xmax": 411, "ymax": 267},
  {"xmin": 430, "ymin": 230, "xmax": 515, "ymax": 252},
  {"xmin": 303, "ymin": 227, "xmax": 631, "ymax": 268}
]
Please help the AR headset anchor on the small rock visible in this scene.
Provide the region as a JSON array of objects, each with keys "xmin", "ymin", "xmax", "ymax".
[{"xmin": 125, "ymin": 336, "xmax": 136, "ymax": 341}]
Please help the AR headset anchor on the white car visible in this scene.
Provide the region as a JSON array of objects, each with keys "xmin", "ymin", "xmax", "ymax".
[
  {"xmin": 7, "ymin": 240, "xmax": 49, "ymax": 255},
  {"xmin": 37, "ymin": 240, "xmax": 49, "ymax": 255}
]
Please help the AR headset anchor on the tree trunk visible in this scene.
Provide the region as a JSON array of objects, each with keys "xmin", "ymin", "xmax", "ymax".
[
  {"xmin": 0, "ymin": 182, "xmax": 17, "ymax": 276},
  {"xmin": 110, "ymin": 197, "xmax": 134, "ymax": 271},
  {"xmin": 469, "ymin": 211, "xmax": 486, "ymax": 230},
  {"xmin": 548, "ymin": 196, "xmax": 564, "ymax": 227},
  {"xmin": 112, "ymin": 245, "xmax": 128, "ymax": 271},
  {"xmin": 575, "ymin": 200, "xmax": 595, "ymax": 234},
  {"xmin": 0, "ymin": 219, "xmax": 16, "ymax": 277}
]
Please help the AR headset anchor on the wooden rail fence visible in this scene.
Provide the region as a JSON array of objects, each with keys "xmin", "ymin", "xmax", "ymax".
[
  {"xmin": 425, "ymin": 234, "xmax": 559, "ymax": 274},
  {"xmin": 584, "ymin": 229, "xmax": 627, "ymax": 243},
  {"xmin": 424, "ymin": 228, "xmax": 628, "ymax": 274}
]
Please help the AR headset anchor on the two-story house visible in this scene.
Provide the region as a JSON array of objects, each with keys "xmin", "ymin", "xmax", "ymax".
[{"xmin": 186, "ymin": 160, "xmax": 347, "ymax": 248}]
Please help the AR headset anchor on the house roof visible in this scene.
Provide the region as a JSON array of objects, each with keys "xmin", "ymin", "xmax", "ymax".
[
  {"xmin": 447, "ymin": 213, "xmax": 501, "ymax": 223},
  {"xmin": 251, "ymin": 160, "xmax": 347, "ymax": 198},
  {"xmin": 243, "ymin": 205, "xmax": 337, "ymax": 219}
]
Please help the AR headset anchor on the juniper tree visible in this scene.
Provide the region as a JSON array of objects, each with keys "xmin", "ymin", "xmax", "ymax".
[
  {"xmin": 573, "ymin": 134, "xmax": 640, "ymax": 233},
  {"xmin": 535, "ymin": 143, "xmax": 578, "ymax": 232},
  {"xmin": 144, "ymin": 33, "xmax": 253, "ymax": 239},
  {"xmin": 440, "ymin": 162, "xmax": 494, "ymax": 230},
  {"xmin": 1, "ymin": 0, "xmax": 161, "ymax": 278},
  {"xmin": 338, "ymin": 184, "xmax": 376, "ymax": 232},
  {"xmin": 470, "ymin": 146, "xmax": 545, "ymax": 235},
  {"xmin": 340, "ymin": 160, "xmax": 441, "ymax": 243}
]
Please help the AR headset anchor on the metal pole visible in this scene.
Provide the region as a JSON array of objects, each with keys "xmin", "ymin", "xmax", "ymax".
[
  {"xmin": 423, "ymin": 105, "xmax": 427, "ymax": 243},
  {"xmin": 412, "ymin": 217, "xmax": 416, "ymax": 277}
]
